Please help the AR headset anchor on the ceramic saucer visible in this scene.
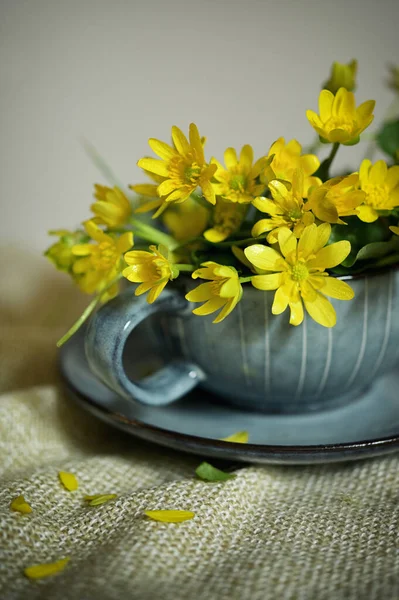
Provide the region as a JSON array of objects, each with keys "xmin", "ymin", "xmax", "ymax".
[{"xmin": 59, "ymin": 327, "xmax": 399, "ymax": 465}]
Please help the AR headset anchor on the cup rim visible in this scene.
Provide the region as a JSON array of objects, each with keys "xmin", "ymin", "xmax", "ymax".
[{"xmin": 335, "ymin": 261, "xmax": 399, "ymax": 281}]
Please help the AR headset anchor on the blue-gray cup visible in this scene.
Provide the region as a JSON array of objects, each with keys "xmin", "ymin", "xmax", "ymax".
[{"xmin": 85, "ymin": 268, "xmax": 399, "ymax": 413}]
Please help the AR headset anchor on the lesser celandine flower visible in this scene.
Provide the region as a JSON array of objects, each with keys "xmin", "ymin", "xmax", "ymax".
[
  {"xmin": 45, "ymin": 229, "xmax": 88, "ymax": 273},
  {"xmin": 262, "ymin": 138, "xmax": 321, "ymax": 196},
  {"xmin": 91, "ymin": 184, "xmax": 132, "ymax": 228},
  {"xmin": 323, "ymin": 59, "xmax": 358, "ymax": 94},
  {"xmin": 186, "ymin": 262, "xmax": 242, "ymax": 323},
  {"xmin": 123, "ymin": 245, "xmax": 178, "ymax": 303},
  {"xmin": 162, "ymin": 197, "xmax": 209, "ymax": 241},
  {"xmin": 210, "ymin": 145, "xmax": 271, "ymax": 204},
  {"xmin": 204, "ymin": 199, "xmax": 248, "ymax": 243},
  {"xmin": 72, "ymin": 220, "xmax": 133, "ymax": 298},
  {"xmin": 306, "ymin": 88, "xmax": 375, "ymax": 144},
  {"xmin": 245, "ymin": 224, "xmax": 354, "ymax": 328},
  {"xmin": 306, "ymin": 173, "xmax": 365, "ymax": 224},
  {"xmin": 137, "ymin": 123, "xmax": 216, "ymax": 212},
  {"xmin": 252, "ymin": 169, "xmax": 314, "ymax": 243},
  {"xmin": 357, "ymin": 160, "xmax": 399, "ymax": 222}
]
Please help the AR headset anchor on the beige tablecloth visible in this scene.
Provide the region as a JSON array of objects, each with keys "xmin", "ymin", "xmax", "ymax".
[{"xmin": 1, "ymin": 250, "xmax": 398, "ymax": 600}]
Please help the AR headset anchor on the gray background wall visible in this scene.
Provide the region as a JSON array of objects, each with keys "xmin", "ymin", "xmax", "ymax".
[{"xmin": 1, "ymin": 0, "xmax": 398, "ymax": 257}]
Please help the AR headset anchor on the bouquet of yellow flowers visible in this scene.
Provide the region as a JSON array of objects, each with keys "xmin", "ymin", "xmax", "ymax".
[{"xmin": 46, "ymin": 60, "xmax": 399, "ymax": 345}]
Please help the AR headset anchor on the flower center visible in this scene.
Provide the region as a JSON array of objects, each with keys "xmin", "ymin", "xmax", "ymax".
[
  {"xmin": 92, "ymin": 242, "xmax": 118, "ymax": 270},
  {"xmin": 230, "ymin": 174, "xmax": 247, "ymax": 191},
  {"xmin": 287, "ymin": 208, "xmax": 302, "ymax": 220},
  {"xmin": 362, "ymin": 183, "xmax": 390, "ymax": 208},
  {"xmin": 168, "ymin": 154, "xmax": 204, "ymax": 188},
  {"xmin": 325, "ymin": 117, "xmax": 354, "ymax": 134},
  {"xmin": 291, "ymin": 262, "xmax": 309, "ymax": 281}
]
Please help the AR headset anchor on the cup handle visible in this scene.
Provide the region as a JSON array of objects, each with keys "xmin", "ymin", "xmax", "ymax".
[{"xmin": 84, "ymin": 287, "xmax": 205, "ymax": 406}]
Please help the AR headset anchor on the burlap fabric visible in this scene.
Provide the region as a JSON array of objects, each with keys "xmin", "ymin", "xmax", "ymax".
[{"xmin": 0, "ymin": 250, "xmax": 398, "ymax": 600}]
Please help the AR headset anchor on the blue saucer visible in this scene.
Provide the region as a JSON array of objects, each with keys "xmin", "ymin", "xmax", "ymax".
[{"xmin": 59, "ymin": 328, "xmax": 399, "ymax": 465}]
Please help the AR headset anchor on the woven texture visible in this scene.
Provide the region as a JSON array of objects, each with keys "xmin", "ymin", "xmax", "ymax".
[{"xmin": 1, "ymin": 251, "xmax": 399, "ymax": 600}]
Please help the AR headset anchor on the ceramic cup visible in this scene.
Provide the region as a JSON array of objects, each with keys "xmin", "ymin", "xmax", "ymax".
[{"xmin": 85, "ymin": 267, "xmax": 399, "ymax": 413}]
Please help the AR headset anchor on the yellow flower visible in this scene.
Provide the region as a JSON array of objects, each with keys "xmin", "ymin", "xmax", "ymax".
[
  {"xmin": 306, "ymin": 173, "xmax": 365, "ymax": 224},
  {"xmin": 91, "ymin": 184, "xmax": 132, "ymax": 228},
  {"xmin": 244, "ymin": 224, "xmax": 354, "ymax": 328},
  {"xmin": 356, "ymin": 160, "xmax": 399, "ymax": 222},
  {"xmin": 45, "ymin": 229, "xmax": 88, "ymax": 273},
  {"xmin": 131, "ymin": 170, "xmax": 166, "ymax": 218},
  {"xmin": 72, "ymin": 220, "xmax": 133, "ymax": 298},
  {"xmin": 10, "ymin": 495, "xmax": 32, "ymax": 514},
  {"xmin": 262, "ymin": 137, "xmax": 321, "ymax": 196},
  {"xmin": 123, "ymin": 245, "xmax": 177, "ymax": 303},
  {"xmin": 306, "ymin": 88, "xmax": 375, "ymax": 144},
  {"xmin": 211, "ymin": 145, "xmax": 271, "ymax": 204},
  {"xmin": 204, "ymin": 199, "xmax": 248, "ymax": 243},
  {"xmin": 252, "ymin": 169, "xmax": 314, "ymax": 243},
  {"xmin": 387, "ymin": 64, "xmax": 399, "ymax": 93},
  {"xmin": 323, "ymin": 59, "xmax": 358, "ymax": 94},
  {"xmin": 162, "ymin": 197, "xmax": 209, "ymax": 241},
  {"xmin": 185, "ymin": 262, "xmax": 242, "ymax": 323},
  {"xmin": 136, "ymin": 123, "xmax": 216, "ymax": 213}
]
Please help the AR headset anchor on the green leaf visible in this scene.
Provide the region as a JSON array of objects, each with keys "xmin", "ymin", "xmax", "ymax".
[
  {"xmin": 355, "ymin": 237, "xmax": 399, "ymax": 261},
  {"xmin": 376, "ymin": 120, "xmax": 399, "ymax": 159},
  {"xmin": 195, "ymin": 462, "xmax": 237, "ymax": 482}
]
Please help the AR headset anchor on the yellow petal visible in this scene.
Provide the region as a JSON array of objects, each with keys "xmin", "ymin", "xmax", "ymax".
[
  {"xmin": 224, "ymin": 147, "xmax": 238, "ymax": 169},
  {"xmin": 117, "ymin": 232, "xmax": 134, "ymax": 254},
  {"xmin": 289, "ymin": 298, "xmax": 304, "ymax": 326},
  {"xmin": 171, "ymin": 126, "xmax": 190, "ymax": 154},
  {"xmin": 144, "ymin": 510, "xmax": 195, "ymax": 523},
  {"xmin": 58, "ymin": 471, "xmax": 78, "ymax": 492},
  {"xmin": 189, "ymin": 123, "xmax": 205, "ymax": 162},
  {"xmin": 278, "ymin": 228, "xmax": 297, "ymax": 257},
  {"xmin": 131, "ymin": 184, "xmax": 159, "ymax": 197},
  {"xmin": 356, "ymin": 205, "xmax": 379, "ymax": 223},
  {"xmin": 314, "ymin": 223, "xmax": 332, "ymax": 253},
  {"xmin": 221, "ymin": 431, "xmax": 249, "ymax": 443},
  {"xmin": 186, "ymin": 282, "xmax": 213, "ymax": 302},
  {"xmin": 252, "ymin": 219, "xmax": 275, "ymax": 237},
  {"xmin": 369, "ymin": 160, "xmax": 388, "ymax": 184},
  {"xmin": 359, "ymin": 159, "xmax": 371, "ymax": 188},
  {"xmin": 201, "ymin": 179, "xmax": 216, "ymax": 205},
  {"xmin": 252, "ymin": 197, "xmax": 278, "ymax": 215},
  {"xmin": 386, "ymin": 166, "xmax": 399, "ymax": 190},
  {"xmin": 137, "ymin": 157, "xmax": 169, "ymax": 178},
  {"xmin": 147, "ymin": 280, "xmax": 168, "ymax": 304},
  {"xmin": 300, "ymin": 154, "xmax": 320, "ymax": 176},
  {"xmin": 319, "ymin": 89, "xmax": 334, "ymax": 121},
  {"xmin": 272, "ymin": 286, "xmax": 289, "ymax": 314},
  {"xmin": 239, "ymin": 145, "xmax": 254, "ymax": 170},
  {"xmin": 24, "ymin": 558, "xmax": 70, "ymax": 580},
  {"xmin": 252, "ymin": 273, "xmax": 282, "ymax": 290},
  {"xmin": 244, "ymin": 245, "xmax": 283, "ymax": 271},
  {"xmin": 148, "ymin": 138, "xmax": 176, "ymax": 161},
  {"xmin": 298, "ymin": 224, "xmax": 318, "ymax": 258},
  {"xmin": 192, "ymin": 296, "xmax": 226, "ymax": 316},
  {"xmin": 311, "ymin": 276, "xmax": 355, "ymax": 300},
  {"xmin": 213, "ymin": 295, "xmax": 240, "ymax": 323},
  {"xmin": 309, "ymin": 240, "xmax": 351, "ymax": 269},
  {"xmin": 204, "ymin": 228, "xmax": 229, "ymax": 243},
  {"xmin": 10, "ymin": 495, "xmax": 32, "ymax": 514},
  {"xmin": 304, "ymin": 293, "xmax": 336, "ymax": 328},
  {"xmin": 86, "ymin": 494, "xmax": 117, "ymax": 506}
]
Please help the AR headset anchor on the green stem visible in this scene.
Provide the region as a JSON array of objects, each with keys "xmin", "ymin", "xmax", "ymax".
[
  {"xmin": 175, "ymin": 264, "xmax": 195, "ymax": 272},
  {"xmin": 316, "ymin": 142, "xmax": 340, "ymax": 181},
  {"xmin": 56, "ymin": 275, "xmax": 122, "ymax": 347},
  {"xmin": 239, "ymin": 276, "xmax": 253, "ymax": 283},
  {"xmin": 130, "ymin": 218, "xmax": 177, "ymax": 250},
  {"xmin": 215, "ymin": 235, "xmax": 268, "ymax": 248}
]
